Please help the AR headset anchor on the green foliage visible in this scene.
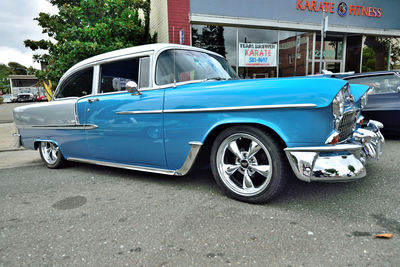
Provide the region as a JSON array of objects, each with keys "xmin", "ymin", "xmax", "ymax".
[
  {"xmin": 363, "ymin": 37, "xmax": 400, "ymax": 71},
  {"xmin": 0, "ymin": 64, "xmax": 11, "ymax": 94},
  {"xmin": 25, "ymin": 0, "xmax": 156, "ymax": 83}
]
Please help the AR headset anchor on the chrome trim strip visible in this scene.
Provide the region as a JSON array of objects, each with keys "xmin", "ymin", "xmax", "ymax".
[
  {"xmin": 116, "ymin": 104, "xmax": 316, "ymax": 115},
  {"xmin": 284, "ymin": 144, "xmax": 362, "ymax": 152},
  {"xmin": 67, "ymin": 157, "xmax": 176, "ymax": 176},
  {"xmin": 175, "ymin": 142, "xmax": 203, "ymax": 176},
  {"xmin": 22, "ymin": 124, "xmax": 98, "ymax": 130},
  {"xmin": 164, "ymin": 104, "xmax": 316, "ymax": 113},
  {"xmin": 66, "ymin": 141, "xmax": 203, "ymax": 176},
  {"xmin": 116, "ymin": 110, "xmax": 163, "ymax": 115}
]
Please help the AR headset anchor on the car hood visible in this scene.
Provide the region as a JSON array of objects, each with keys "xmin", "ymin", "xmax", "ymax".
[{"xmin": 172, "ymin": 77, "xmax": 347, "ymax": 108}]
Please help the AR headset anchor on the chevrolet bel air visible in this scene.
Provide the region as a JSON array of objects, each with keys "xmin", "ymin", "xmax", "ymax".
[{"xmin": 13, "ymin": 44, "xmax": 384, "ymax": 203}]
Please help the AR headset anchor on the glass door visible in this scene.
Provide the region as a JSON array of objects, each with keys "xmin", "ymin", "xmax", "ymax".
[{"xmin": 314, "ymin": 33, "xmax": 344, "ymax": 74}]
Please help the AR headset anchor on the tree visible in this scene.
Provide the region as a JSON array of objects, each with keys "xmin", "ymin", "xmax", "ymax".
[
  {"xmin": 24, "ymin": 0, "xmax": 156, "ymax": 85},
  {"xmin": 192, "ymin": 25, "xmax": 226, "ymax": 57}
]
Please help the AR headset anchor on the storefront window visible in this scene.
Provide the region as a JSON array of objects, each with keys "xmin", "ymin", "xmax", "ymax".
[
  {"xmin": 192, "ymin": 25, "xmax": 237, "ymax": 70},
  {"xmin": 362, "ymin": 36, "xmax": 400, "ymax": 72},
  {"xmin": 238, "ymin": 28, "xmax": 278, "ymax": 79},
  {"xmin": 345, "ymin": 35, "xmax": 362, "ymax": 73},
  {"xmin": 279, "ymin": 31, "xmax": 311, "ymax": 77}
]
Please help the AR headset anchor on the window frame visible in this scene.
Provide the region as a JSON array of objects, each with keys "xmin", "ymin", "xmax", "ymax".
[
  {"xmin": 93, "ymin": 52, "xmax": 153, "ymax": 95},
  {"xmin": 54, "ymin": 66, "xmax": 95, "ymax": 100},
  {"xmin": 154, "ymin": 48, "xmax": 237, "ymax": 87}
]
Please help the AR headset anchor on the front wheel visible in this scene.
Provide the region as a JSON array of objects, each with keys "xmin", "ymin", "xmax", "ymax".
[
  {"xmin": 39, "ymin": 141, "xmax": 66, "ymax": 169},
  {"xmin": 210, "ymin": 126, "xmax": 289, "ymax": 204}
]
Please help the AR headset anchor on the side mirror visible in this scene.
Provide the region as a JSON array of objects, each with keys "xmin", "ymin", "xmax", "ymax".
[
  {"xmin": 126, "ymin": 81, "xmax": 141, "ymax": 95},
  {"xmin": 397, "ymin": 86, "xmax": 400, "ymax": 93}
]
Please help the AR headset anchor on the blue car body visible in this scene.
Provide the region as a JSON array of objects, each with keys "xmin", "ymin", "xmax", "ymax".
[{"xmin": 12, "ymin": 44, "xmax": 385, "ymax": 203}]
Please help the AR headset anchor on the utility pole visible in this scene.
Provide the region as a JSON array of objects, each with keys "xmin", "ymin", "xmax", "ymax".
[{"xmin": 319, "ymin": 12, "xmax": 328, "ymax": 73}]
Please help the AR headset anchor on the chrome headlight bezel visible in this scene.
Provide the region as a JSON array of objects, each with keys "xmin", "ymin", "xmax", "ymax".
[
  {"xmin": 360, "ymin": 91, "xmax": 368, "ymax": 109},
  {"xmin": 332, "ymin": 88, "xmax": 345, "ymax": 128}
]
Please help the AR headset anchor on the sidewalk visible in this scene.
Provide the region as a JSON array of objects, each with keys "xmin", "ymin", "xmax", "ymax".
[
  {"xmin": 0, "ymin": 123, "xmax": 42, "ymax": 168},
  {"xmin": 0, "ymin": 123, "xmax": 24, "ymax": 151}
]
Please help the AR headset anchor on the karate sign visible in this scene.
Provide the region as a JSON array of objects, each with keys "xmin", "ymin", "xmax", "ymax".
[{"xmin": 239, "ymin": 43, "xmax": 277, "ymax": 67}]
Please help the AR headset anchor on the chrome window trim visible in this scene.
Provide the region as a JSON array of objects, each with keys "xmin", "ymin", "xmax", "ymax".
[
  {"xmin": 53, "ymin": 66, "xmax": 95, "ymax": 100},
  {"xmin": 92, "ymin": 65, "xmax": 101, "ymax": 95},
  {"xmin": 152, "ymin": 47, "xmax": 228, "ymax": 90},
  {"xmin": 54, "ymin": 51, "xmax": 154, "ymax": 98}
]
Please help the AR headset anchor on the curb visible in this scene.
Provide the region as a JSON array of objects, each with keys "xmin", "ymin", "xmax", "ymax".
[{"xmin": 0, "ymin": 147, "xmax": 28, "ymax": 153}]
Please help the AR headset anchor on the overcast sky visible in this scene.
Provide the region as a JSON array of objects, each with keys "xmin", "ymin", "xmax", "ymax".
[{"xmin": 0, "ymin": 0, "xmax": 58, "ymax": 69}]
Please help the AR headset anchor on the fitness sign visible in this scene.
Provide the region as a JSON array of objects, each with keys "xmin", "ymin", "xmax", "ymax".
[{"xmin": 296, "ymin": 1, "xmax": 382, "ymax": 18}]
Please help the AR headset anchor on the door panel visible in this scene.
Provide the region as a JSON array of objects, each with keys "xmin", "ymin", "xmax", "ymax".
[{"xmin": 77, "ymin": 91, "xmax": 166, "ymax": 168}]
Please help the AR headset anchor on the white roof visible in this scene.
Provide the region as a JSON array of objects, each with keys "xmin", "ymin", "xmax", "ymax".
[{"xmin": 62, "ymin": 43, "xmax": 221, "ymax": 80}]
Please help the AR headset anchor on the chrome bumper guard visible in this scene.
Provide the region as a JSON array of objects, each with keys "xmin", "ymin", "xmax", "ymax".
[{"xmin": 284, "ymin": 120, "xmax": 384, "ymax": 182}]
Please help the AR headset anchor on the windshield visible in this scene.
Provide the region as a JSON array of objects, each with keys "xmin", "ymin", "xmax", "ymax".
[{"xmin": 155, "ymin": 49, "xmax": 238, "ymax": 85}]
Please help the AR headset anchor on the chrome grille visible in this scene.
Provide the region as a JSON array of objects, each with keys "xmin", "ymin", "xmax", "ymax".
[{"xmin": 338, "ymin": 110, "xmax": 358, "ymax": 142}]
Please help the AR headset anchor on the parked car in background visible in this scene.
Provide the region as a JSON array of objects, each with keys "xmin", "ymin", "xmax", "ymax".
[
  {"xmin": 16, "ymin": 93, "xmax": 34, "ymax": 102},
  {"xmin": 35, "ymin": 94, "xmax": 47, "ymax": 101},
  {"xmin": 342, "ymin": 71, "xmax": 400, "ymax": 134},
  {"xmin": 13, "ymin": 44, "xmax": 384, "ymax": 203}
]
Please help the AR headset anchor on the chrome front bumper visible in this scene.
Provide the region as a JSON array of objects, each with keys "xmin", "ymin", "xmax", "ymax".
[{"xmin": 284, "ymin": 120, "xmax": 384, "ymax": 182}]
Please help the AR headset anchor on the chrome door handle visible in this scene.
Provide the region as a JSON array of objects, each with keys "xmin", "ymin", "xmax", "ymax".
[{"xmin": 88, "ymin": 98, "xmax": 99, "ymax": 104}]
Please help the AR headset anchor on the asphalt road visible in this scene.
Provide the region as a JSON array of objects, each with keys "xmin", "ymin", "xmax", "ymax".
[{"xmin": 0, "ymin": 138, "xmax": 399, "ymax": 266}]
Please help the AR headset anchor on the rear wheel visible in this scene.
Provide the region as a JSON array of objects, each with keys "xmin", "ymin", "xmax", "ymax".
[
  {"xmin": 210, "ymin": 126, "xmax": 289, "ymax": 203},
  {"xmin": 39, "ymin": 141, "xmax": 66, "ymax": 169}
]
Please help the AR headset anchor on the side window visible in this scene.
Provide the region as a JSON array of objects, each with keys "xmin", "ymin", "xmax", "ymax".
[
  {"xmin": 57, "ymin": 68, "xmax": 93, "ymax": 98},
  {"xmin": 347, "ymin": 74, "xmax": 400, "ymax": 94},
  {"xmin": 99, "ymin": 56, "xmax": 150, "ymax": 93}
]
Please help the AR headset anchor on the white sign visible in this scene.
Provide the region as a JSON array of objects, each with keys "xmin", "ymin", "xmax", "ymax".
[{"xmin": 239, "ymin": 43, "xmax": 277, "ymax": 67}]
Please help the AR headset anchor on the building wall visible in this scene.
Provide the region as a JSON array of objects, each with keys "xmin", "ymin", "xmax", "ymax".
[
  {"xmin": 150, "ymin": 0, "xmax": 169, "ymax": 43},
  {"xmin": 190, "ymin": 0, "xmax": 400, "ymax": 36},
  {"xmin": 167, "ymin": 0, "xmax": 190, "ymax": 45}
]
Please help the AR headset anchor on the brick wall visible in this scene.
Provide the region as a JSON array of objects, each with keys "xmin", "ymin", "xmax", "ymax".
[{"xmin": 167, "ymin": 0, "xmax": 191, "ymax": 45}]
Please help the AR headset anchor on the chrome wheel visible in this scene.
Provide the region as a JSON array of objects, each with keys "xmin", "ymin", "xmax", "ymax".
[
  {"xmin": 40, "ymin": 142, "xmax": 60, "ymax": 165},
  {"xmin": 216, "ymin": 133, "xmax": 273, "ymax": 197}
]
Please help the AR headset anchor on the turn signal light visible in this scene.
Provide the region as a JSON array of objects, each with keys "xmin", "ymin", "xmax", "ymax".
[{"xmin": 331, "ymin": 134, "xmax": 340, "ymax": 145}]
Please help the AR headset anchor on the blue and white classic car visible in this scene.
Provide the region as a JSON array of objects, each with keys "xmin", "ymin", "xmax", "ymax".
[{"xmin": 13, "ymin": 44, "xmax": 384, "ymax": 203}]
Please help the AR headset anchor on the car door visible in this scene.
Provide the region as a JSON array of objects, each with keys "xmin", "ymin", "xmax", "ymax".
[{"xmin": 77, "ymin": 55, "xmax": 167, "ymax": 168}]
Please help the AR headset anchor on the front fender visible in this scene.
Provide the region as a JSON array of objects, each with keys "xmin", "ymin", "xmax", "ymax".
[
  {"xmin": 203, "ymin": 118, "xmax": 289, "ymax": 145},
  {"xmin": 350, "ymin": 84, "xmax": 369, "ymax": 102}
]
